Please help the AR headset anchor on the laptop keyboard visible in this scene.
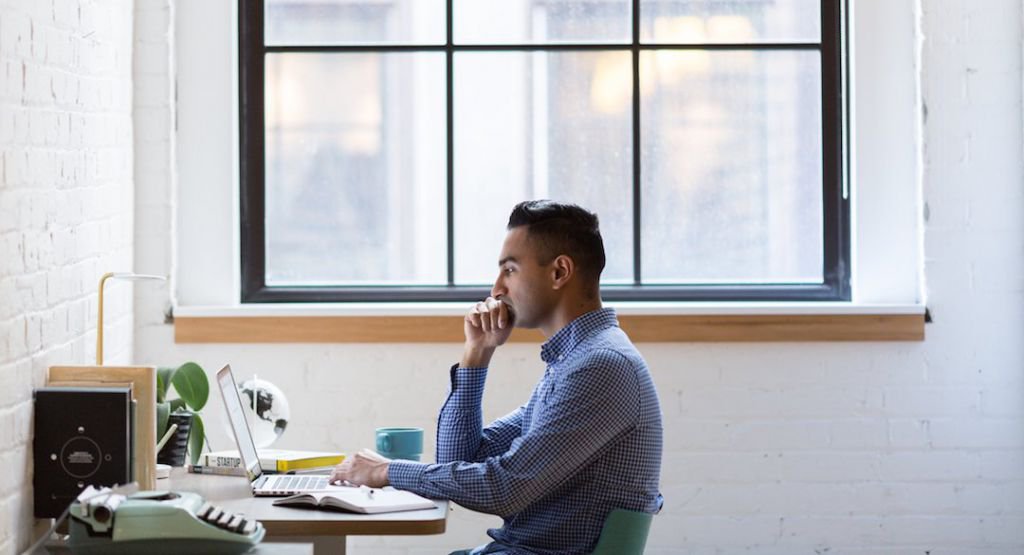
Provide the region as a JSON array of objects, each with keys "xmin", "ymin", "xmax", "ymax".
[{"xmin": 270, "ymin": 475, "xmax": 330, "ymax": 490}]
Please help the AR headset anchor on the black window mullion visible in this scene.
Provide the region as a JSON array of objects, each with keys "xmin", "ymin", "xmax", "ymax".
[
  {"xmin": 631, "ymin": 0, "xmax": 641, "ymax": 286},
  {"xmin": 820, "ymin": 0, "xmax": 850, "ymax": 300},
  {"xmin": 446, "ymin": 0, "xmax": 455, "ymax": 286},
  {"xmin": 263, "ymin": 42, "xmax": 822, "ymax": 53},
  {"xmin": 239, "ymin": 0, "xmax": 266, "ymax": 303}
]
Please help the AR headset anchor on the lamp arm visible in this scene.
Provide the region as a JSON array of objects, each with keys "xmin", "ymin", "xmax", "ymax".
[
  {"xmin": 156, "ymin": 423, "xmax": 179, "ymax": 452},
  {"xmin": 95, "ymin": 272, "xmax": 166, "ymax": 365},
  {"xmin": 96, "ymin": 272, "xmax": 115, "ymax": 365}
]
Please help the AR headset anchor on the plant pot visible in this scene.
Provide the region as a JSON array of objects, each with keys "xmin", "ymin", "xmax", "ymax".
[{"xmin": 157, "ymin": 412, "xmax": 194, "ymax": 467}]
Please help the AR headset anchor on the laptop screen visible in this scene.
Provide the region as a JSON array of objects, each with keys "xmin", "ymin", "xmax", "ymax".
[{"xmin": 216, "ymin": 365, "xmax": 263, "ymax": 481}]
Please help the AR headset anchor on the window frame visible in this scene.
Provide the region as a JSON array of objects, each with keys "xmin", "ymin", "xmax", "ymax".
[{"xmin": 238, "ymin": 0, "xmax": 850, "ymax": 304}]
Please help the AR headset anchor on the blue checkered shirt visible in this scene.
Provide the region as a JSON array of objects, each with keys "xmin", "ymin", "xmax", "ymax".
[{"xmin": 389, "ymin": 308, "xmax": 663, "ymax": 555}]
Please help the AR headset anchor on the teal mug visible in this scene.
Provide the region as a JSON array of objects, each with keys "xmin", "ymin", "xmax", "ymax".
[{"xmin": 375, "ymin": 427, "xmax": 423, "ymax": 461}]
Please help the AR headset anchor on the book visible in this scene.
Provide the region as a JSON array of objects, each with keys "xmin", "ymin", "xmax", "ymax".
[
  {"xmin": 203, "ymin": 449, "xmax": 345, "ymax": 472},
  {"xmin": 272, "ymin": 487, "xmax": 435, "ymax": 514},
  {"xmin": 187, "ymin": 464, "xmax": 246, "ymax": 477},
  {"xmin": 283, "ymin": 466, "xmax": 337, "ymax": 475}
]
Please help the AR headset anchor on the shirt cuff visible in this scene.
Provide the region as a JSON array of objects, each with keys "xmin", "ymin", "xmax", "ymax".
[
  {"xmin": 388, "ymin": 460, "xmax": 428, "ymax": 490},
  {"xmin": 449, "ymin": 363, "xmax": 488, "ymax": 398}
]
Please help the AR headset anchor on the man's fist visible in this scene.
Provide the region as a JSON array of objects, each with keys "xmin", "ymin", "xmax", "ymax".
[{"xmin": 461, "ymin": 297, "xmax": 514, "ymax": 367}]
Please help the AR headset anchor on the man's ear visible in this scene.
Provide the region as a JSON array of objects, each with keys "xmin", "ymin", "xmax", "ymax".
[{"xmin": 550, "ymin": 255, "xmax": 574, "ymax": 290}]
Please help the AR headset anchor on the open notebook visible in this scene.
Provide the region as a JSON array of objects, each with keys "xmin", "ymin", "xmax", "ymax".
[{"xmin": 272, "ymin": 486, "xmax": 435, "ymax": 514}]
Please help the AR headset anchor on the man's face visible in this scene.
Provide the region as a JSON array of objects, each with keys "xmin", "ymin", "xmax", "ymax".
[{"xmin": 491, "ymin": 227, "xmax": 557, "ymax": 329}]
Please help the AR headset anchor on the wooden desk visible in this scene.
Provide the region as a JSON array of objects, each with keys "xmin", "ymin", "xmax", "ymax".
[{"xmin": 167, "ymin": 468, "xmax": 448, "ymax": 554}]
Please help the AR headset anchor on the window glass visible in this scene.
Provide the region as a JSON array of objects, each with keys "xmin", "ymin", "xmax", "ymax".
[
  {"xmin": 265, "ymin": 0, "xmax": 446, "ymax": 45},
  {"xmin": 641, "ymin": 50, "xmax": 823, "ymax": 283},
  {"xmin": 264, "ymin": 53, "xmax": 448, "ymax": 285},
  {"xmin": 454, "ymin": 0, "xmax": 631, "ymax": 44},
  {"xmin": 640, "ymin": 0, "xmax": 821, "ymax": 44},
  {"xmin": 453, "ymin": 51, "xmax": 633, "ymax": 285}
]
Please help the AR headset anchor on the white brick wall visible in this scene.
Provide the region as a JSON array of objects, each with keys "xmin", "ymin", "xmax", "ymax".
[{"xmin": 0, "ymin": 0, "xmax": 135, "ymax": 553}]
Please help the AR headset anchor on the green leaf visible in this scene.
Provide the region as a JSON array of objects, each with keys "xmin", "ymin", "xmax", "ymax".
[
  {"xmin": 170, "ymin": 362, "xmax": 209, "ymax": 411},
  {"xmin": 188, "ymin": 413, "xmax": 205, "ymax": 466},
  {"xmin": 169, "ymin": 398, "xmax": 186, "ymax": 412},
  {"xmin": 156, "ymin": 401, "xmax": 170, "ymax": 442},
  {"xmin": 156, "ymin": 367, "xmax": 176, "ymax": 403}
]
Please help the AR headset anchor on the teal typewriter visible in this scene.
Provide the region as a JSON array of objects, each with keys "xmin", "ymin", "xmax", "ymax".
[{"xmin": 66, "ymin": 487, "xmax": 265, "ymax": 554}]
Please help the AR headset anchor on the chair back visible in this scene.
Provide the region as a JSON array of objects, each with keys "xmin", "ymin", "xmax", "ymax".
[{"xmin": 590, "ymin": 508, "xmax": 653, "ymax": 555}]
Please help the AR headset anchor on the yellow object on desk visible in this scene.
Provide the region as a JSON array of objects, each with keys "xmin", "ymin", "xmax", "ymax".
[{"xmin": 204, "ymin": 449, "xmax": 346, "ymax": 473}]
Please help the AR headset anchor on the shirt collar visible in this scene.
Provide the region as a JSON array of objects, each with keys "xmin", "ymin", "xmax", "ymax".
[{"xmin": 540, "ymin": 307, "xmax": 618, "ymax": 364}]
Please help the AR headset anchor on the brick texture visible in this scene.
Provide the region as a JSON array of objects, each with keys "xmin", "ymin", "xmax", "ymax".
[{"xmin": 0, "ymin": 0, "xmax": 134, "ymax": 553}]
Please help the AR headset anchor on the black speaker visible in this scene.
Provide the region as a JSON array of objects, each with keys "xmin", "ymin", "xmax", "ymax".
[{"xmin": 33, "ymin": 387, "xmax": 132, "ymax": 518}]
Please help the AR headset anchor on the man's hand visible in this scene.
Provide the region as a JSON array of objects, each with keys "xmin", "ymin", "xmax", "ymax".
[
  {"xmin": 329, "ymin": 449, "xmax": 391, "ymax": 488},
  {"xmin": 462, "ymin": 297, "xmax": 514, "ymax": 368}
]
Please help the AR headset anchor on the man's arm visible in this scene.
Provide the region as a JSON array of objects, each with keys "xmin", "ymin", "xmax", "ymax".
[
  {"xmin": 332, "ymin": 298, "xmax": 519, "ymax": 485},
  {"xmin": 436, "ymin": 297, "xmax": 519, "ymax": 462},
  {"xmin": 436, "ymin": 365, "xmax": 524, "ymax": 463},
  {"xmin": 390, "ymin": 350, "xmax": 639, "ymax": 517},
  {"xmin": 329, "ymin": 367, "xmax": 525, "ymax": 487}
]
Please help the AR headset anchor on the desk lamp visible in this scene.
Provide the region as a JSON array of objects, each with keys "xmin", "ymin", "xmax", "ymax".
[
  {"xmin": 96, "ymin": 272, "xmax": 166, "ymax": 365},
  {"xmin": 41, "ymin": 272, "xmax": 167, "ymax": 490}
]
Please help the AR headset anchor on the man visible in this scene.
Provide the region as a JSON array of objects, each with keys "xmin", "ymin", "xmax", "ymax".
[{"xmin": 331, "ymin": 200, "xmax": 663, "ymax": 554}]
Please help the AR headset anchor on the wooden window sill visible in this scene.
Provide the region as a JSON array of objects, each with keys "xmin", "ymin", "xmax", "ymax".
[{"xmin": 173, "ymin": 308, "xmax": 925, "ymax": 343}]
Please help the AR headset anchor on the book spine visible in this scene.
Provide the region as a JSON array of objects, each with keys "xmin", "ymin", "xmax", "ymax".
[
  {"xmin": 276, "ymin": 455, "xmax": 345, "ymax": 472},
  {"xmin": 204, "ymin": 454, "xmax": 243, "ymax": 468},
  {"xmin": 260, "ymin": 457, "xmax": 278, "ymax": 469},
  {"xmin": 189, "ymin": 464, "xmax": 246, "ymax": 477}
]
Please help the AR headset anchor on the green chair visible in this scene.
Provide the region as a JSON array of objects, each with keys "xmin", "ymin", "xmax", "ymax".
[{"xmin": 591, "ymin": 508, "xmax": 654, "ymax": 555}]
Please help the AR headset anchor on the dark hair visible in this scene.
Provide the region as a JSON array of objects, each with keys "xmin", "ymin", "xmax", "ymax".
[{"xmin": 507, "ymin": 200, "xmax": 606, "ymax": 285}]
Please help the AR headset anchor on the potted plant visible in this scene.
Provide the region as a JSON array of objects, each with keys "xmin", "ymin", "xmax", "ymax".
[{"xmin": 156, "ymin": 361, "xmax": 209, "ymax": 466}]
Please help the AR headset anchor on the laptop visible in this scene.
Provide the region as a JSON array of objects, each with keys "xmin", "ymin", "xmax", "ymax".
[{"xmin": 217, "ymin": 364, "xmax": 343, "ymax": 496}]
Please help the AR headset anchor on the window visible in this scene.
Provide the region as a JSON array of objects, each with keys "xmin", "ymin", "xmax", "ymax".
[{"xmin": 239, "ymin": 0, "xmax": 848, "ymax": 303}]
